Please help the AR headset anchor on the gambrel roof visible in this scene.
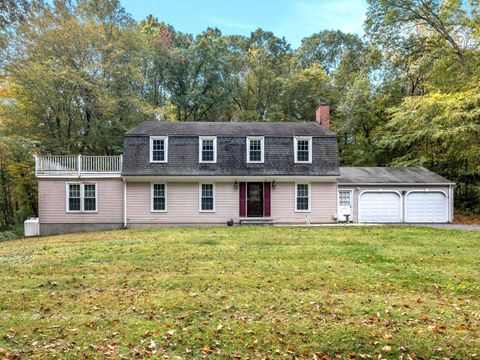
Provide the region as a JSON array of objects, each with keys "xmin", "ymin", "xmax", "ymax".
[{"xmin": 122, "ymin": 121, "xmax": 339, "ymax": 177}]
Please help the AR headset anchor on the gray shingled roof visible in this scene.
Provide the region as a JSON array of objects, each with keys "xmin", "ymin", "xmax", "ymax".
[
  {"xmin": 122, "ymin": 121, "xmax": 339, "ymax": 177},
  {"xmin": 338, "ymin": 167, "xmax": 454, "ymax": 185},
  {"xmin": 126, "ymin": 121, "xmax": 335, "ymax": 137}
]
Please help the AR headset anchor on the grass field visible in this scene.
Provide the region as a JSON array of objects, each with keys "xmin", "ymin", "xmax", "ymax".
[{"xmin": 0, "ymin": 226, "xmax": 479, "ymax": 359}]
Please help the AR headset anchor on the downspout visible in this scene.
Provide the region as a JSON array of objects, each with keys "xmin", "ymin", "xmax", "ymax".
[
  {"xmin": 448, "ymin": 185, "xmax": 453, "ymax": 223},
  {"xmin": 123, "ymin": 178, "xmax": 127, "ymax": 229}
]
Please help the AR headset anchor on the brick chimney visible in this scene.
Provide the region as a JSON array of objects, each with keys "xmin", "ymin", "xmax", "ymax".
[{"xmin": 316, "ymin": 102, "xmax": 330, "ymax": 129}]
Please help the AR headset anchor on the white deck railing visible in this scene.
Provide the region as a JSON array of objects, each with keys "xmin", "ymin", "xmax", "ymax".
[{"xmin": 35, "ymin": 155, "xmax": 122, "ymax": 177}]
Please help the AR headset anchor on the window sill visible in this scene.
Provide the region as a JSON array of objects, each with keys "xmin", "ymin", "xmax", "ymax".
[
  {"xmin": 150, "ymin": 161, "xmax": 168, "ymax": 164},
  {"xmin": 151, "ymin": 210, "xmax": 167, "ymax": 213},
  {"xmin": 66, "ymin": 211, "xmax": 98, "ymax": 214},
  {"xmin": 294, "ymin": 210, "xmax": 311, "ymax": 213},
  {"xmin": 199, "ymin": 210, "xmax": 216, "ymax": 213}
]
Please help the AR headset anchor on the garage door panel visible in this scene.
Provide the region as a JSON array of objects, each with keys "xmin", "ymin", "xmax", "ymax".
[
  {"xmin": 406, "ymin": 192, "xmax": 447, "ymax": 223},
  {"xmin": 359, "ymin": 192, "xmax": 401, "ymax": 223}
]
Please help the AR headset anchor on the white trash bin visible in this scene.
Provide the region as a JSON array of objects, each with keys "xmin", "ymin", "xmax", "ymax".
[{"xmin": 24, "ymin": 217, "xmax": 39, "ymax": 237}]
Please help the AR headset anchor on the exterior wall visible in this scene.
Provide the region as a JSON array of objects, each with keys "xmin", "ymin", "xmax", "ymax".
[
  {"xmin": 271, "ymin": 182, "xmax": 337, "ymax": 223},
  {"xmin": 337, "ymin": 184, "xmax": 453, "ymax": 223},
  {"xmin": 38, "ymin": 178, "xmax": 124, "ymax": 226},
  {"xmin": 126, "ymin": 181, "xmax": 337, "ymax": 226},
  {"xmin": 127, "ymin": 182, "xmax": 239, "ymax": 225}
]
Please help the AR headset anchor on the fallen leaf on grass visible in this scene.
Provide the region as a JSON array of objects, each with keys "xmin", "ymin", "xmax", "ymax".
[
  {"xmin": 382, "ymin": 345, "xmax": 391, "ymax": 353},
  {"xmin": 201, "ymin": 345, "xmax": 211, "ymax": 352}
]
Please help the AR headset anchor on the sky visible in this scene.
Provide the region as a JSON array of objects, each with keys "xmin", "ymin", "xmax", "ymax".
[{"xmin": 121, "ymin": 0, "xmax": 368, "ymax": 48}]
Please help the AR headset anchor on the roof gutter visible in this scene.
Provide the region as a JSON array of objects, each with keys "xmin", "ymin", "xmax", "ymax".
[{"xmin": 337, "ymin": 182, "xmax": 456, "ymax": 186}]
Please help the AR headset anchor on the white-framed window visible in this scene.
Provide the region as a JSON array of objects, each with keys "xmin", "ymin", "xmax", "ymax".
[
  {"xmin": 150, "ymin": 136, "xmax": 168, "ymax": 163},
  {"xmin": 246, "ymin": 136, "xmax": 264, "ymax": 163},
  {"xmin": 199, "ymin": 136, "xmax": 217, "ymax": 163},
  {"xmin": 151, "ymin": 183, "xmax": 167, "ymax": 212},
  {"xmin": 338, "ymin": 190, "xmax": 352, "ymax": 207},
  {"xmin": 199, "ymin": 183, "xmax": 215, "ymax": 212},
  {"xmin": 295, "ymin": 183, "xmax": 311, "ymax": 212},
  {"xmin": 66, "ymin": 182, "xmax": 97, "ymax": 213},
  {"xmin": 83, "ymin": 184, "xmax": 97, "ymax": 212},
  {"xmin": 294, "ymin": 137, "xmax": 312, "ymax": 163}
]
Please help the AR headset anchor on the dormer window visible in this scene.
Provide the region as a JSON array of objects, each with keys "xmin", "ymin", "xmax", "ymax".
[
  {"xmin": 199, "ymin": 136, "xmax": 217, "ymax": 163},
  {"xmin": 294, "ymin": 137, "xmax": 312, "ymax": 163},
  {"xmin": 247, "ymin": 136, "xmax": 264, "ymax": 163},
  {"xmin": 150, "ymin": 136, "xmax": 168, "ymax": 163}
]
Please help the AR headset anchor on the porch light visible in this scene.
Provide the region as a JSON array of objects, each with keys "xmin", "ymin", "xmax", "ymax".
[
  {"xmin": 272, "ymin": 180, "xmax": 276, "ymax": 190},
  {"xmin": 234, "ymin": 181, "xmax": 239, "ymax": 189}
]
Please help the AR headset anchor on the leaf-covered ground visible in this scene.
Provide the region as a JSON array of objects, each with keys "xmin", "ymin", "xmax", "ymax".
[{"xmin": 0, "ymin": 226, "xmax": 479, "ymax": 359}]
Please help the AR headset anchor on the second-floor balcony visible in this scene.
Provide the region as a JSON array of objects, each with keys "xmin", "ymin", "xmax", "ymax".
[{"xmin": 35, "ymin": 155, "xmax": 123, "ymax": 178}]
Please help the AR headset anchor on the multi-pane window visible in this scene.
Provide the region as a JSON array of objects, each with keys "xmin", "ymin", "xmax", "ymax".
[
  {"xmin": 67, "ymin": 183, "xmax": 96, "ymax": 212},
  {"xmin": 296, "ymin": 183, "xmax": 310, "ymax": 212},
  {"xmin": 339, "ymin": 191, "xmax": 352, "ymax": 207},
  {"xmin": 294, "ymin": 137, "xmax": 312, "ymax": 163},
  {"xmin": 152, "ymin": 183, "xmax": 166, "ymax": 212},
  {"xmin": 200, "ymin": 184, "xmax": 215, "ymax": 212},
  {"xmin": 68, "ymin": 184, "xmax": 81, "ymax": 212},
  {"xmin": 247, "ymin": 137, "xmax": 264, "ymax": 163},
  {"xmin": 199, "ymin": 137, "xmax": 216, "ymax": 163},
  {"xmin": 83, "ymin": 184, "xmax": 97, "ymax": 212},
  {"xmin": 150, "ymin": 136, "xmax": 168, "ymax": 162}
]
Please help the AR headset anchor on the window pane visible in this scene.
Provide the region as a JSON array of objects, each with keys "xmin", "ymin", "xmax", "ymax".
[
  {"xmin": 202, "ymin": 197, "xmax": 214, "ymax": 211},
  {"xmin": 297, "ymin": 184, "xmax": 308, "ymax": 197},
  {"xmin": 153, "ymin": 197, "xmax": 165, "ymax": 211},
  {"xmin": 68, "ymin": 184, "xmax": 81, "ymax": 211},
  {"xmin": 152, "ymin": 139, "xmax": 165, "ymax": 161},
  {"xmin": 202, "ymin": 139, "xmax": 213, "ymax": 151},
  {"xmin": 339, "ymin": 191, "xmax": 351, "ymax": 206},
  {"xmin": 84, "ymin": 198, "xmax": 96, "ymax": 211},
  {"xmin": 69, "ymin": 198, "xmax": 81, "ymax": 211},
  {"xmin": 296, "ymin": 197, "xmax": 309, "ymax": 211},
  {"xmin": 297, "ymin": 139, "xmax": 310, "ymax": 162},
  {"xmin": 201, "ymin": 184, "xmax": 214, "ymax": 211},
  {"xmin": 249, "ymin": 139, "xmax": 262, "ymax": 162},
  {"xmin": 154, "ymin": 184, "xmax": 165, "ymax": 197},
  {"xmin": 201, "ymin": 139, "xmax": 215, "ymax": 162},
  {"xmin": 69, "ymin": 184, "xmax": 80, "ymax": 198},
  {"xmin": 296, "ymin": 184, "xmax": 309, "ymax": 211},
  {"xmin": 153, "ymin": 184, "xmax": 166, "ymax": 211},
  {"xmin": 84, "ymin": 184, "xmax": 96, "ymax": 198}
]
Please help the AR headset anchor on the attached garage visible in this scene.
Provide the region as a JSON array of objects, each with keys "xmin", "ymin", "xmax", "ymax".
[
  {"xmin": 358, "ymin": 191, "xmax": 402, "ymax": 223},
  {"xmin": 405, "ymin": 191, "xmax": 448, "ymax": 223},
  {"xmin": 337, "ymin": 167, "xmax": 454, "ymax": 224}
]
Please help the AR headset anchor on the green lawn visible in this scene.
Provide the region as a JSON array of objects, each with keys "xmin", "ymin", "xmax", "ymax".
[{"xmin": 0, "ymin": 226, "xmax": 479, "ymax": 359}]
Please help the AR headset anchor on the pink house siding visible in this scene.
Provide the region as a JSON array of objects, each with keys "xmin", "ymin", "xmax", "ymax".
[
  {"xmin": 38, "ymin": 178, "xmax": 124, "ymax": 224},
  {"xmin": 127, "ymin": 182, "xmax": 239, "ymax": 225},
  {"xmin": 126, "ymin": 181, "xmax": 337, "ymax": 226},
  {"xmin": 271, "ymin": 182, "xmax": 337, "ymax": 223}
]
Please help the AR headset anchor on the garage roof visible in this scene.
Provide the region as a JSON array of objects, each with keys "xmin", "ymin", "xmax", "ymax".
[{"xmin": 338, "ymin": 167, "xmax": 455, "ymax": 185}]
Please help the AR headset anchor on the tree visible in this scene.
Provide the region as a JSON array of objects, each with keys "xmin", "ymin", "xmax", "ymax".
[{"xmin": 4, "ymin": 0, "xmax": 148, "ymax": 154}]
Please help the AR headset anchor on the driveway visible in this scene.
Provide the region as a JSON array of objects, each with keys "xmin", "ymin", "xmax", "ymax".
[{"xmin": 410, "ymin": 223, "xmax": 480, "ymax": 231}]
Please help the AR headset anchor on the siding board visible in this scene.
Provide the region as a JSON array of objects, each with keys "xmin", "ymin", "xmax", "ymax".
[
  {"xmin": 38, "ymin": 179, "xmax": 124, "ymax": 224},
  {"xmin": 127, "ymin": 181, "xmax": 336, "ymax": 225}
]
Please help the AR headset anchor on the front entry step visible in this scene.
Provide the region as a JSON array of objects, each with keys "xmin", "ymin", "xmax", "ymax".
[{"xmin": 239, "ymin": 218, "xmax": 274, "ymax": 226}]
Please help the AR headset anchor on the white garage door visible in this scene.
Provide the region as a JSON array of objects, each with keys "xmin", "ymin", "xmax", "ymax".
[
  {"xmin": 359, "ymin": 192, "xmax": 401, "ymax": 223},
  {"xmin": 406, "ymin": 192, "xmax": 447, "ymax": 223}
]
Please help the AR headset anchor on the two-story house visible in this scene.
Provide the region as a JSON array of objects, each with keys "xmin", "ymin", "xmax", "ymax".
[{"xmin": 33, "ymin": 104, "xmax": 454, "ymax": 235}]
